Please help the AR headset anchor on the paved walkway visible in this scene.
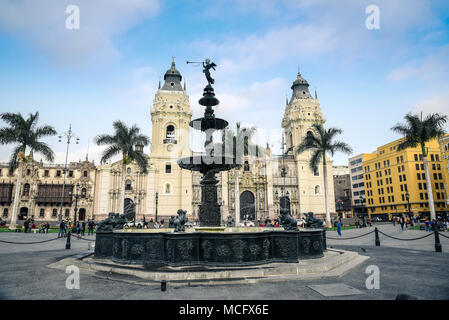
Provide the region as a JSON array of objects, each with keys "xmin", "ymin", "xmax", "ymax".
[
  {"xmin": 1, "ymin": 229, "xmax": 448, "ymax": 300},
  {"xmin": 326, "ymin": 223, "xmax": 449, "ymax": 253}
]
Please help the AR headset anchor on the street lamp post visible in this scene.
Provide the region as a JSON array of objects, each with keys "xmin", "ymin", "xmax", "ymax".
[
  {"xmin": 359, "ymin": 195, "xmax": 366, "ymax": 227},
  {"xmin": 58, "ymin": 125, "xmax": 79, "ymax": 223},
  {"xmin": 405, "ymin": 191, "xmax": 413, "ymax": 226},
  {"xmin": 72, "ymin": 183, "xmax": 80, "ymax": 223},
  {"xmin": 155, "ymin": 192, "xmax": 159, "ymax": 222}
]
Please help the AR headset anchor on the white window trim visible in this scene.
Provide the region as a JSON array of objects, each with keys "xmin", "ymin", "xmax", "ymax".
[{"xmin": 314, "ymin": 184, "xmax": 321, "ymax": 195}]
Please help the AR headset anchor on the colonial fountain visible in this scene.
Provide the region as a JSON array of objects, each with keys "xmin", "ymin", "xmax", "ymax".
[{"xmin": 94, "ymin": 60, "xmax": 326, "ymax": 267}]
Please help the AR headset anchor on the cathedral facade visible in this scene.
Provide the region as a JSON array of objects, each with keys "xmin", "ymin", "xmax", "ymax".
[{"xmin": 0, "ymin": 61, "xmax": 336, "ymax": 225}]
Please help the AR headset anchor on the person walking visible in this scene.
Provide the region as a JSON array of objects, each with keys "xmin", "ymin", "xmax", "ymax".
[
  {"xmin": 425, "ymin": 218, "xmax": 430, "ymax": 232},
  {"xmin": 81, "ymin": 221, "xmax": 86, "ymax": 236},
  {"xmin": 76, "ymin": 221, "xmax": 81, "ymax": 239},
  {"xmin": 87, "ymin": 219, "xmax": 92, "ymax": 235},
  {"xmin": 58, "ymin": 220, "xmax": 66, "ymax": 238},
  {"xmin": 336, "ymin": 219, "xmax": 342, "ymax": 237},
  {"xmin": 400, "ymin": 216, "xmax": 405, "ymax": 230}
]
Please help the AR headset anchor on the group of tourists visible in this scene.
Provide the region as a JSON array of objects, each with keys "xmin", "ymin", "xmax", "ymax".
[
  {"xmin": 38, "ymin": 222, "xmax": 51, "ymax": 233},
  {"xmin": 392, "ymin": 216, "xmax": 415, "ymax": 230},
  {"xmin": 58, "ymin": 219, "xmax": 96, "ymax": 238},
  {"xmin": 392, "ymin": 215, "xmax": 449, "ymax": 232},
  {"xmin": 22, "ymin": 218, "xmax": 35, "ymax": 233},
  {"xmin": 423, "ymin": 218, "xmax": 449, "ymax": 232}
]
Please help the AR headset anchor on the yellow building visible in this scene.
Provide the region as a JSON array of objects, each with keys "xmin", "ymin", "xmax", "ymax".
[
  {"xmin": 363, "ymin": 136, "xmax": 448, "ymax": 220},
  {"xmin": 438, "ymin": 135, "xmax": 449, "ymax": 211}
]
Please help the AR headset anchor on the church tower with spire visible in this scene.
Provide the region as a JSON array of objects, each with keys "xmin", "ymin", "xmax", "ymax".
[
  {"xmin": 148, "ymin": 60, "xmax": 193, "ymax": 217},
  {"xmin": 280, "ymin": 68, "xmax": 335, "ymax": 216}
]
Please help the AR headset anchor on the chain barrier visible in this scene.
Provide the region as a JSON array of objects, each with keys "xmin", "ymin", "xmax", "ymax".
[
  {"xmin": 0, "ymin": 237, "xmax": 61, "ymax": 244},
  {"xmin": 77, "ymin": 236, "xmax": 96, "ymax": 241},
  {"xmin": 438, "ymin": 232, "xmax": 449, "ymax": 240},
  {"xmin": 326, "ymin": 230, "xmax": 374, "ymax": 240},
  {"xmin": 377, "ymin": 230, "xmax": 434, "ymax": 241}
]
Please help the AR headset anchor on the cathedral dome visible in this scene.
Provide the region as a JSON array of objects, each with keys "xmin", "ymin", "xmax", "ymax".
[
  {"xmin": 161, "ymin": 60, "xmax": 183, "ymax": 91},
  {"xmin": 290, "ymin": 68, "xmax": 312, "ymax": 99}
]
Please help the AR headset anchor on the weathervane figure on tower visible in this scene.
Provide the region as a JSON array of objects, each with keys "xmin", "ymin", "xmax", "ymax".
[{"xmin": 187, "ymin": 58, "xmax": 217, "ymax": 86}]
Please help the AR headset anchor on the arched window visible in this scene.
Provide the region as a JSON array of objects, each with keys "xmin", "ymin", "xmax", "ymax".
[
  {"xmin": 39, "ymin": 208, "xmax": 45, "ymax": 217},
  {"xmin": 125, "ymin": 180, "xmax": 132, "ymax": 191},
  {"xmin": 244, "ymin": 161, "xmax": 250, "ymax": 171},
  {"xmin": 165, "ymin": 125, "xmax": 176, "ymax": 143},
  {"xmin": 83, "ymin": 171, "xmax": 88, "ymax": 177},
  {"xmin": 52, "ymin": 209, "xmax": 57, "ymax": 217},
  {"xmin": 314, "ymin": 185, "xmax": 321, "ymax": 195},
  {"xmin": 23, "ymin": 183, "xmax": 30, "ymax": 196},
  {"xmin": 81, "ymin": 188, "xmax": 87, "ymax": 198}
]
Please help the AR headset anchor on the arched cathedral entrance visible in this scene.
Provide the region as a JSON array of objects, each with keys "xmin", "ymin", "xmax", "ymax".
[{"xmin": 240, "ymin": 191, "xmax": 255, "ymax": 221}]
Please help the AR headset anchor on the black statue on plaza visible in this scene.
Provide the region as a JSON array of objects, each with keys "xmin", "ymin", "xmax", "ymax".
[
  {"xmin": 305, "ymin": 212, "xmax": 323, "ymax": 229},
  {"xmin": 96, "ymin": 212, "xmax": 126, "ymax": 232},
  {"xmin": 203, "ymin": 59, "xmax": 216, "ymax": 85},
  {"xmin": 179, "ymin": 59, "xmax": 238, "ymax": 227},
  {"xmin": 187, "ymin": 58, "xmax": 217, "ymax": 86},
  {"xmin": 226, "ymin": 215, "xmax": 235, "ymax": 227},
  {"xmin": 279, "ymin": 207, "xmax": 298, "ymax": 231},
  {"xmin": 96, "ymin": 200, "xmax": 136, "ymax": 232},
  {"xmin": 168, "ymin": 216, "xmax": 175, "ymax": 228},
  {"xmin": 173, "ymin": 209, "xmax": 188, "ymax": 232}
]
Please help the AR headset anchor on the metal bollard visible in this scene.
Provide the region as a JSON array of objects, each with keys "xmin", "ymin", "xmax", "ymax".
[
  {"xmin": 434, "ymin": 230, "xmax": 442, "ymax": 253},
  {"xmin": 322, "ymin": 229, "xmax": 327, "ymax": 251},
  {"xmin": 161, "ymin": 280, "xmax": 167, "ymax": 292},
  {"xmin": 66, "ymin": 232, "xmax": 71, "ymax": 250},
  {"xmin": 375, "ymin": 227, "xmax": 380, "ymax": 246}
]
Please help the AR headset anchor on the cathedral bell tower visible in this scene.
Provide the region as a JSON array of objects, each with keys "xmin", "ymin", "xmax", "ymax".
[
  {"xmin": 281, "ymin": 67, "xmax": 325, "ymax": 153},
  {"xmin": 280, "ymin": 67, "xmax": 335, "ymax": 216},
  {"xmin": 149, "ymin": 60, "xmax": 193, "ymax": 218}
]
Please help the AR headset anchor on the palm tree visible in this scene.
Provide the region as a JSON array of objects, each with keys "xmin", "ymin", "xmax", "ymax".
[
  {"xmin": 220, "ymin": 122, "xmax": 257, "ymax": 225},
  {"xmin": 296, "ymin": 123, "xmax": 352, "ymax": 227},
  {"xmin": 0, "ymin": 112, "xmax": 57, "ymax": 230},
  {"xmin": 95, "ymin": 121, "xmax": 150, "ymax": 215},
  {"xmin": 391, "ymin": 112, "xmax": 447, "ymax": 220}
]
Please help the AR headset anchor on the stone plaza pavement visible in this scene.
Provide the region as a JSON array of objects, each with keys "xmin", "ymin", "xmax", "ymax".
[{"xmin": 0, "ymin": 224, "xmax": 448, "ymax": 300}]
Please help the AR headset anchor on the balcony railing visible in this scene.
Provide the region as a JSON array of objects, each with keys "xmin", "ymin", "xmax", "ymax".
[{"xmin": 163, "ymin": 138, "xmax": 177, "ymax": 144}]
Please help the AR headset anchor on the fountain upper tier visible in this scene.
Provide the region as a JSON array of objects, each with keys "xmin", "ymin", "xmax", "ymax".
[{"xmin": 190, "ymin": 85, "xmax": 228, "ymax": 131}]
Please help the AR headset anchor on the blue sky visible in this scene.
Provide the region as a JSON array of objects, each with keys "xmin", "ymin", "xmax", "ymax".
[{"xmin": 0, "ymin": 0, "xmax": 448, "ymax": 166}]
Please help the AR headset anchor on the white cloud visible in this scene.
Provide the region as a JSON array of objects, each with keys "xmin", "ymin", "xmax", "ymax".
[
  {"xmin": 413, "ymin": 90, "xmax": 449, "ymax": 120},
  {"xmin": 387, "ymin": 48, "xmax": 449, "ymax": 82},
  {"xmin": 0, "ymin": 0, "xmax": 160, "ymax": 66}
]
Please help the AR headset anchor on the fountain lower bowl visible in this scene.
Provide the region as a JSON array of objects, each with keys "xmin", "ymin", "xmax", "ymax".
[
  {"xmin": 94, "ymin": 228, "xmax": 327, "ymax": 267},
  {"xmin": 177, "ymin": 156, "xmax": 239, "ymax": 172}
]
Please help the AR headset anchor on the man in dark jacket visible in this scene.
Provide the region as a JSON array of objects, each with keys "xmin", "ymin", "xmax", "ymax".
[{"xmin": 58, "ymin": 220, "xmax": 66, "ymax": 238}]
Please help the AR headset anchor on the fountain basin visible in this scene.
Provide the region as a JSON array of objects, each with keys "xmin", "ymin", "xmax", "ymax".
[{"xmin": 94, "ymin": 228, "xmax": 326, "ymax": 267}]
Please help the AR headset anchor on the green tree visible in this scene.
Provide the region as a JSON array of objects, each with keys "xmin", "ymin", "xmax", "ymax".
[
  {"xmin": 95, "ymin": 121, "xmax": 150, "ymax": 215},
  {"xmin": 0, "ymin": 112, "xmax": 57, "ymax": 229},
  {"xmin": 296, "ymin": 123, "xmax": 352, "ymax": 227},
  {"xmin": 391, "ymin": 112, "xmax": 447, "ymax": 220}
]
